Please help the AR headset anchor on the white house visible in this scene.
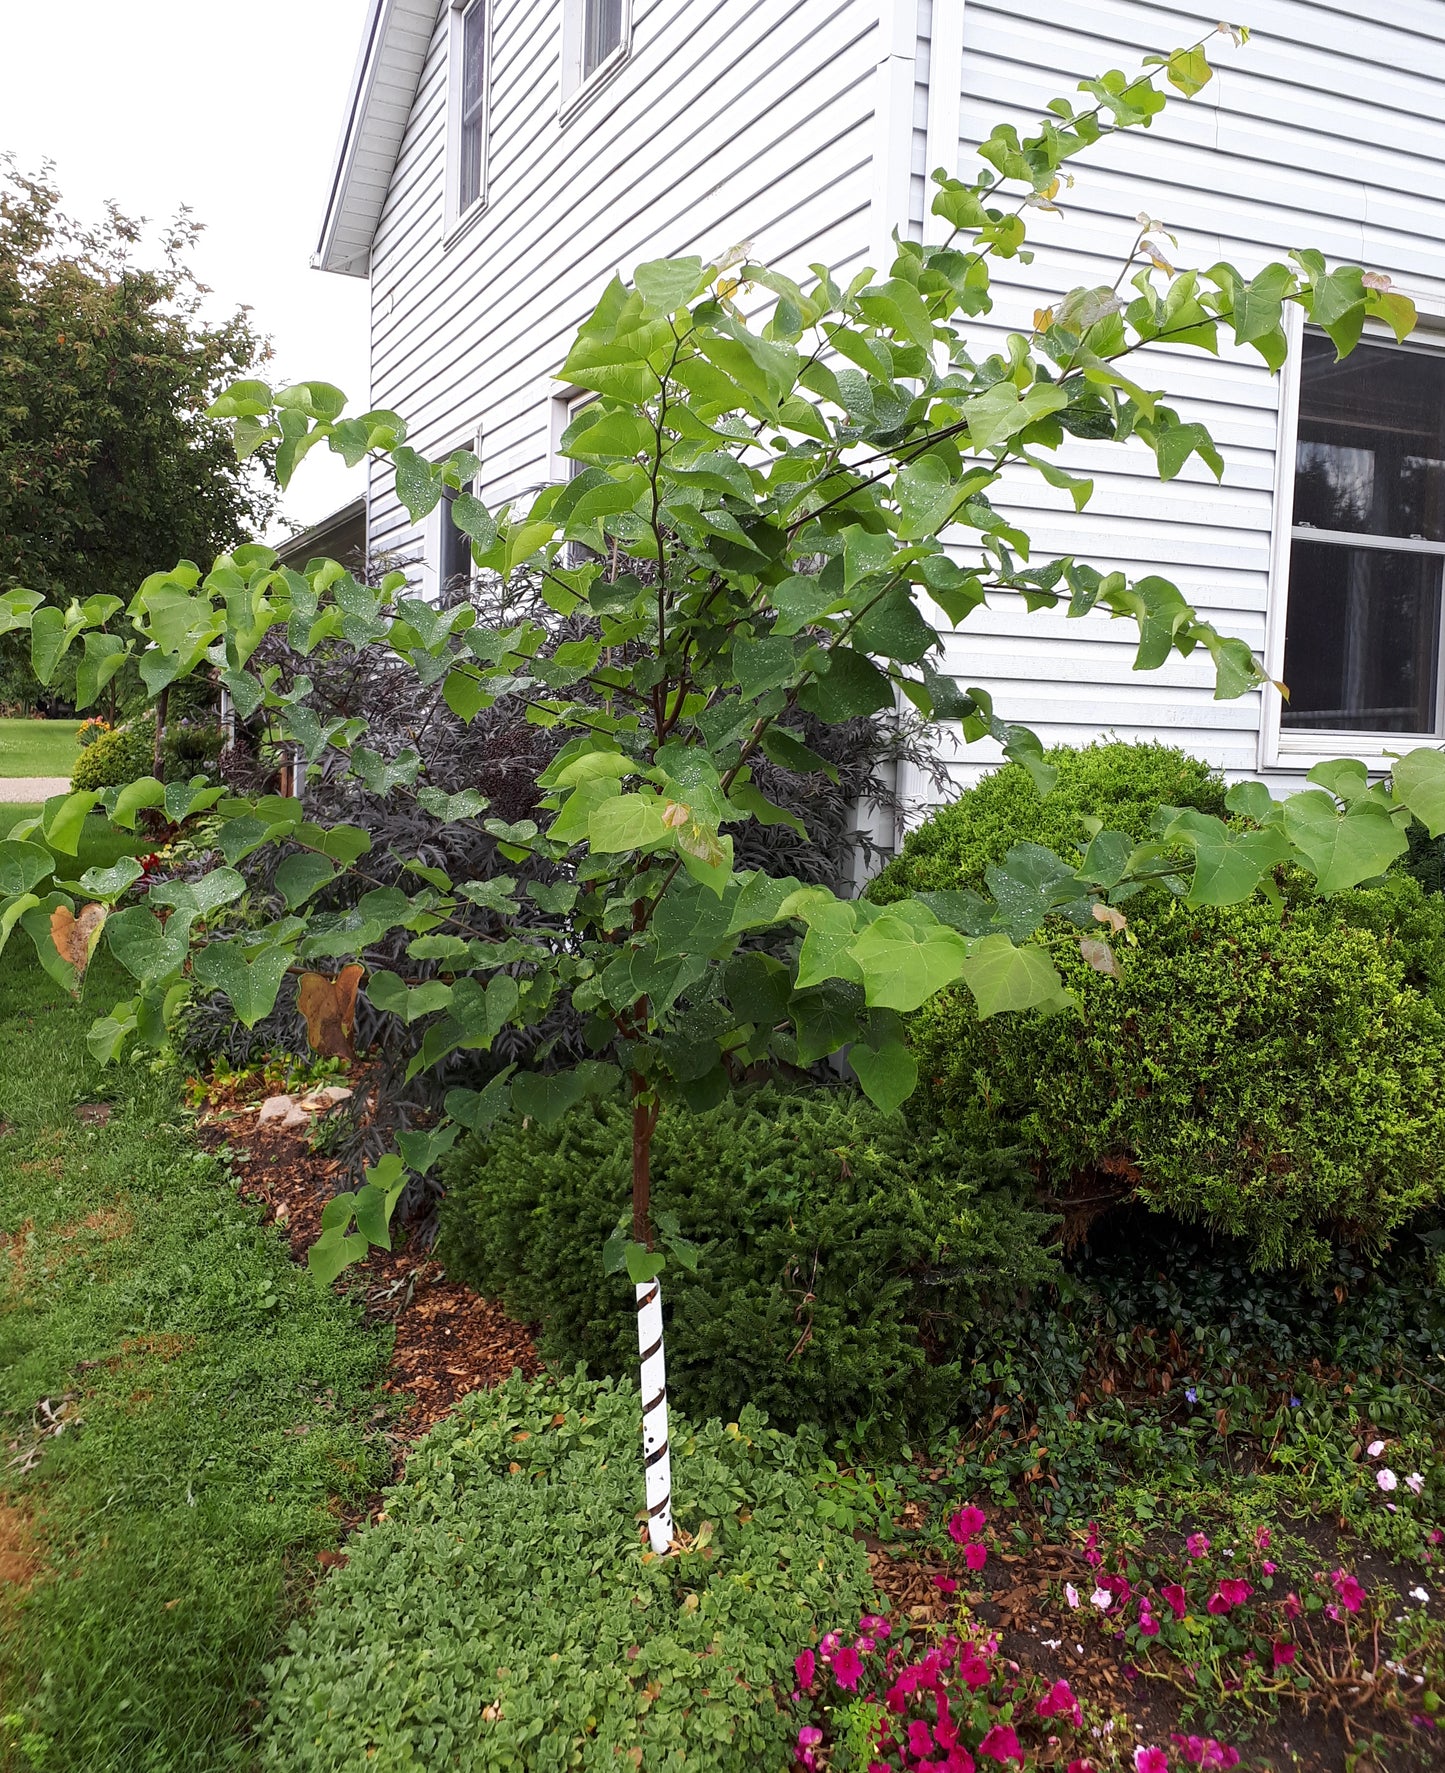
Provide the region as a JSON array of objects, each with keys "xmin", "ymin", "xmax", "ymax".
[{"xmin": 313, "ymin": 0, "xmax": 1445, "ymax": 815}]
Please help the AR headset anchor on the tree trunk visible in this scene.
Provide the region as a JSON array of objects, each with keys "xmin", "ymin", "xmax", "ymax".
[
  {"xmin": 152, "ymin": 685, "xmax": 169, "ymax": 783},
  {"xmin": 632, "ymin": 1083, "xmax": 673, "ymax": 1554}
]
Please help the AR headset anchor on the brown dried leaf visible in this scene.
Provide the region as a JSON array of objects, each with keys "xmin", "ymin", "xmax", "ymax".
[
  {"xmin": 1092, "ymin": 902, "xmax": 1127, "ymax": 934},
  {"xmin": 50, "ymin": 903, "xmax": 107, "ymax": 995},
  {"xmin": 1079, "ymin": 936, "xmax": 1121, "ymax": 979},
  {"xmin": 297, "ymin": 966, "xmax": 364, "ymax": 1060}
]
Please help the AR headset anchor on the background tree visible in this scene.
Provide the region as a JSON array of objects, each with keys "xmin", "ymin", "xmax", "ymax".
[{"xmin": 0, "ymin": 157, "xmax": 272, "ymax": 712}]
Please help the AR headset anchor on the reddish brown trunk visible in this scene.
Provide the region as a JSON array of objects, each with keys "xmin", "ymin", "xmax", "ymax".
[
  {"xmin": 631, "ymin": 1076, "xmax": 658, "ymax": 1248},
  {"xmin": 151, "ymin": 685, "xmax": 169, "ymax": 783}
]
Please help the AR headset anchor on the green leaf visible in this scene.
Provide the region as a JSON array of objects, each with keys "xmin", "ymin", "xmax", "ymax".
[
  {"xmin": 76, "ymin": 856, "xmax": 144, "ymax": 902},
  {"xmin": 148, "ymin": 868, "xmax": 246, "ymax": 919},
  {"xmin": 588, "ymin": 793, "xmax": 669, "ymax": 852},
  {"xmin": 274, "ymin": 853, "xmax": 337, "ymax": 910},
  {"xmin": 847, "ymin": 904, "xmax": 970, "ymax": 1012},
  {"xmin": 1224, "ymin": 781, "xmax": 1276, "ymax": 823},
  {"xmin": 0, "ymin": 841, "xmax": 54, "ymax": 897},
  {"xmin": 443, "ymin": 669, "xmax": 487, "ymax": 724},
  {"xmin": 445, "ymin": 1067, "xmax": 515, "ymax": 1132},
  {"xmin": 849, "ymin": 1036, "xmax": 918, "ymax": 1115},
  {"xmin": 1282, "ymin": 791, "xmax": 1408, "ymax": 893},
  {"xmin": 1391, "ymin": 748, "xmax": 1445, "ymax": 837},
  {"xmin": 105, "ymin": 906, "xmax": 193, "ymax": 989},
  {"xmin": 623, "ymin": 1242, "xmax": 667, "ymax": 1285},
  {"xmin": 192, "ymin": 941, "xmax": 293, "ymax": 1028},
  {"xmin": 1163, "ymin": 809, "xmax": 1292, "ymax": 907},
  {"xmin": 111, "ymin": 777, "xmax": 167, "ymax": 830},
  {"xmin": 961, "ymin": 933, "xmax": 1072, "ymax": 1018},
  {"xmin": 42, "ymin": 791, "xmax": 101, "ymax": 857},
  {"xmin": 962, "ymin": 380, "xmax": 1067, "ymax": 450},
  {"xmin": 634, "ymin": 256, "xmax": 704, "ymax": 312},
  {"xmin": 797, "ymin": 647, "xmax": 894, "ymax": 722},
  {"xmin": 850, "ymin": 588, "xmax": 938, "ymax": 664},
  {"xmin": 511, "ymin": 1069, "xmax": 589, "ymax": 1127},
  {"xmin": 395, "ymin": 1123, "xmax": 460, "ymax": 1177},
  {"xmin": 417, "ymin": 786, "xmax": 491, "ymax": 823}
]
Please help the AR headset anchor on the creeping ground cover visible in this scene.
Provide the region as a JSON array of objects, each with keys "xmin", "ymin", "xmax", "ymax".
[{"xmin": 0, "ymin": 945, "xmax": 391, "ymax": 1773}]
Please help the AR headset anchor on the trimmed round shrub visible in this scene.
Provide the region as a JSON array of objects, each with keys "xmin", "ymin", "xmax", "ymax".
[
  {"xmin": 69, "ymin": 715, "xmax": 154, "ymax": 791},
  {"xmin": 869, "ymin": 738, "xmax": 1227, "ymax": 904},
  {"xmin": 891, "ymin": 743, "xmax": 1445, "ymax": 1269},
  {"xmin": 437, "ymin": 1087, "xmax": 1056, "ymax": 1443},
  {"xmin": 257, "ymin": 1370, "xmax": 876, "ymax": 1773}
]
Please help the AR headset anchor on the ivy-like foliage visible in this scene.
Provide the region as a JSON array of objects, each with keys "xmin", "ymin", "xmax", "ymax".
[{"xmin": 0, "ymin": 29, "xmax": 1440, "ymax": 1290}]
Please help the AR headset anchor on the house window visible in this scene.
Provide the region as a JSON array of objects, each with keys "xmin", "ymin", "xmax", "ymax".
[
  {"xmin": 448, "ymin": 0, "xmax": 489, "ymax": 226},
  {"xmin": 1281, "ymin": 330, "xmax": 1445, "ymax": 734},
  {"xmin": 437, "ymin": 491, "xmax": 473, "ymax": 600},
  {"xmin": 553, "ymin": 389, "xmax": 598, "ymax": 566},
  {"xmin": 561, "ymin": 0, "xmax": 631, "ymax": 113}
]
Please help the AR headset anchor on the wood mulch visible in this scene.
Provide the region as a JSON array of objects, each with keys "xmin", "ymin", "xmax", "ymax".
[{"xmin": 190, "ymin": 1071, "xmax": 540, "ymax": 1463}]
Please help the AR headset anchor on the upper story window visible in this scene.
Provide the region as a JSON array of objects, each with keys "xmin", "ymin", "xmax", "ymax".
[
  {"xmin": 447, "ymin": 0, "xmax": 490, "ymax": 231},
  {"xmin": 1280, "ymin": 330, "xmax": 1445, "ymax": 735},
  {"xmin": 561, "ymin": 0, "xmax": 631, "ymax": 116}
]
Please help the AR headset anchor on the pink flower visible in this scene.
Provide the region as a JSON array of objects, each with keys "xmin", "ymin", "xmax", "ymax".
[
  {"xmin": 1330, "ymin": 1570, "xmax": 1365, "ymax": 1614},
  {"xmin": 948, "ymin": 1505, "xmax": 987, "ymax": 1544},
  {"xmin": 934, "ymin": 1575, "xmax": 958, "ymax": 1594},
  {"xmin": 1161, "ymin": 1584, "xmax": 1188, "ymax": 1620},
  {"xmin": 978, "ymin": 1725, "xmax": 1022, "ymax": 1764},
  {"xmin": 1377, "ymin": 1468, "xmax": 1398, "ymax": 1493},
  {"xmin": 1138, "ymin": 1605, "xmax": 1160, "ymax": 1639},
  {"xmin": 958, "ymin": 1653, "xmax": 991, "ymax": 1690},
  {"xmin": 797, "ymin": 1726, "xmax": 822, "ymax": 1749},
  {"xmin": 1090, "ymin": 1585, "xmax": 1113, "ymax": 1611},
  {"xmin": 1134, "ymin": 1747, "xmax": 1169, "ymax": 1773},
  {"xmin": 964, "ymin": 1541, "xmax": 988, "ymax": 1572},
  {"xmin": 908, "ymin": 1720, "xmax": 936, "ymax": 1757},
  {"xmin": 1273, "ymin": 1641, "xmax": 1296, "ymax": 1667},
  {"xmin": 833, "ymin": 1645, "xmax": 863, "ymax": 1690},
  {"xmin": 1085, "ymin": 1522, "xmax": 1102, "ymax": 1569},
  {"xmin": 1065, "ymin": 1582, "xmax": 1081, "ymax": 1610},
  {"xmin": 1185, "ymin": 1533, "xmax": 1210, "ymax": 1559},
  {"xmin": 1036, "ymin": 1678, "xmax": 1082, "ymax": 1723},
  {"xmin": 1067, "ymin": 1763, "xmax": 1094, "ymax": 1773},
  {"xmin": 819, "ymin": 1631, "xmax": 840, "ymax": 1657},
  {"xmin": 1262, "ymin": 1561, "xmax": 1277, "ymax": 1575},
  {"xmin": 947, "ymin": 1754, "xmax": 976, "ymax": 1773},
  {"xmin": 794, "ymin": 1648, "xmax": 815, "ymax": 1690},
  {"xmin": 1283, "ymin": 1591, "xmax": 1302, "ymax": 1620},
  {"xmin": 1254, "ymin": 1527, "xmax": 1272, "ymax": 1551},
  {"xmin": 1368, "ymin": 1439, "xmax": 1385, "ymax": 1457},
  {"xmin": 1407, "ymin": 1472, "xmax": 1425, "ymax": 1495},
  {"xmin": 1207, "ymin": 1592, "xmax": 1231, "ymax": 1616},
  {"xmin": 1216, "ymin": 1579, "xmax": 1253, "ymax": 1608}
]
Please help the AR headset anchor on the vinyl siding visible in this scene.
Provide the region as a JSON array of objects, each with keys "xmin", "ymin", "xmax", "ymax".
[{"xmin": 926, "ymin": 0, "xmax": 1445, "ymax": 801}]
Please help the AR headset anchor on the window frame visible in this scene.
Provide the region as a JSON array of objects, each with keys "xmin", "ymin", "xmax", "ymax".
[
  {"xmin": 551, "ymin": 387, "xmax": 599, "ymax": 566},
  {"xmin": 1259, "ymin": 293, "xmax": 1445, "ymax": 772},
  {"xmin": 558, "ymin": 0, "xmax": 633, "ymax": 124},
  {"xmin": 444, "ymin": 0, "xmax": 492, "ymax": 246},
  {"xmin": 423, "ymin": 427, "xmax": 484, "ymax": 603}
]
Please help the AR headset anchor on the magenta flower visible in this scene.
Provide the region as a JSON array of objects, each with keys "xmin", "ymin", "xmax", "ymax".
[
  {"xmin": 1036, "ymin": 1678, "xmax": 1082, "ymax": 1724},
  {"xmin": 978, "ymin": 1724, "xmax": 1022, "ymax": 1763},
  {"xmin": 1254, "ymin": 1526, "xmax": 1272, "ymax": 1551},
  {"xmin": 908, "ymin": 1719, "xmax": 935, "ymax": 1757},
  {"xmin": 833, "ymin": 1644, "xmax": 863, "ymax": 1690},
  {"xmin": 948, "ymin": 1505, "xmax": 987, "ymax": 1544},
  {"xmin": 1216, "ymin": 1578, "xmax": 1253, "ymax": 1608},
  {"xmin": 958, "ymin": 1652, "xmax": 991, "ymax": 1690},
  {"xmin": 1138, "ymin": 1604, "xmax": 1160, "ymax": 1638},
  {"xmin": 1085, "ymin": 1522, "xmax": 1102, "ymax": 1570},
  {"xmin": 1282, "ymin": 1591, "xmax": 1302, "ymax": 1620},
  {"xmin": 1185, "ymin": 1533, "xmax": 1210, "ymax": 1559},
  {"xmin": 1272, "ymin": 1641, "xmax": 1296, "ymax": 1668},
  {"xmin": 964, "ymin": 1541, "xmax": 988, "ymax": 1572},
  {"xmin": 1262, "ymin": 1560, "xmax": 1277, "ymax": 1575},
  {"xmin": 1134, "ymin": 1747, "xmax": 1169, "ymax": 1773},
  {"xmin": 1160, "ymin": 1583, "xmax": 1188, "ymax": 1620},
  {"xmin": 797, "ymin": 1726, "xmax": 822, "ymax": 1749},
  {"xmin": 819, "ymin": 1630, "xmax": 840, "ymax": 1657},
  {"xmin": 1330, "ymin": 1570, "xmax": 1365, "ymax": 1614},
  {"xmin": 794, "ymin": 1648, "xmax": 815, "ymax": 1690},
  {"xmin": 933, "ymin": 1574, "xmax": 958, "ymax": 1594}
]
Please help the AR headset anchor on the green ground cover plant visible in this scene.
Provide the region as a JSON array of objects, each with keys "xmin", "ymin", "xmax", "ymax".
[
  {"xmin": 0, "ymin": 947, "xmax": 391, "ymax": 1773},
  {"xmin": 0, "ymin": 720, "xmax": 79, "ymax": 779},
  {"xmin": 439, "ymin": 1087, "xmax": 1055, "ymax": 1444},
  {"xmin": 257, "ymin": 1369, "xmax": 876, "ymax": 1773}
]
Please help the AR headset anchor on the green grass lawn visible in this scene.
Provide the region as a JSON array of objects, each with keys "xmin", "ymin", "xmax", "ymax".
[
  {"xmin": 0, "ymin": 719, "xmax": 80, "ymax": 779},
  {"xmin": 0, "ymin": 947, "xmax": 392, "ymax": 1773}
]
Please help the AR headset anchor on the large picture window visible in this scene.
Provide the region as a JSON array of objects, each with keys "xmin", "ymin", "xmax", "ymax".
[{"xmin": 1281, "ymin": 330, "xmax": 1445, "ymax": 734}]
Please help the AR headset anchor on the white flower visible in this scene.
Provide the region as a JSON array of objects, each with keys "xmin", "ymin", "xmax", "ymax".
[
  {"xmin": 1406, "ymin": 1472, "xmax": 1425, "ymax": 1495},
  {"xmin": 1377, "ymin": 1468, "xmax": 1398, "ymax": 1493},
  {"xmin": 1368, "ymin": 1439, "xmax": 1386, "ymax": 1457},
  {"xmin": 1065, "ymin": 1583, "xmax": 1080, "ymax": 1609},
  {"xmin": 1090, "ymin": 1585, "xmax": 1113, "ymax": 1611},
  {"xmin": 1410, "ymin": 1587, "xmax": 1430, "ymax": 1604}
]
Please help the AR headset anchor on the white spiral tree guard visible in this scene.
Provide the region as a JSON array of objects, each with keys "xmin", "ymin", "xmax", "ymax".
[{"xmin": 636, "ymin": 1275, "xmax": 673, "ymax": 1553}]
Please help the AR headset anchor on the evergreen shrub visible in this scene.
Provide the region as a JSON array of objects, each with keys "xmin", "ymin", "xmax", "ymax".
[
  {"xmin": 886, "ymin": 744, "xmax": 1445, "ymax": 1269},
  {"xmin": 69, "ymin": 714, "xmax": 155, "ymax": 791},
  {"xmin": 437, "ymin": 1088, "xmax": 1056, "ymax": 1442},
  {"xmin": 257, "ymin": 1370, "xmax": 876, "ymax": 1773}
]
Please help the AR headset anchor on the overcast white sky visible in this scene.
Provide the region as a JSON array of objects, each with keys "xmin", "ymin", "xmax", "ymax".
[{"xmin": 2, "ymin": 0, "xmax": 374, "ymax": 534}]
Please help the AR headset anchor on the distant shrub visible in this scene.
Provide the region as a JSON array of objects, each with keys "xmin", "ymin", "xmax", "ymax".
[
  {"xmin": 257, "ymin": 1370, "xmax": 876, "ymax": 1773},
  {"xmin": 160, "ymin": 717, "xmax": 225, "ymax": 783},
  {"xmin": 437, "ymin": 1087, "xmax": 1056, "ymax": 1444},
  {"xmin": 890, "ymin": 744, "xmax": 1445, "ymax": 1269},
  {"xmin": 869, "ymin": 738, "xmax": 1227, "ymax": 905},
  {"xmin": 70, "ymin": 715, "xmax": 154, "ymax": 792}
]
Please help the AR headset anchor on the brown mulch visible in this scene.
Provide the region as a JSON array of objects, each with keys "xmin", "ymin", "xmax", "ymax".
[{"xmin": 191, "ymin": 1073, "xmax": 540, "ymax": 1459}]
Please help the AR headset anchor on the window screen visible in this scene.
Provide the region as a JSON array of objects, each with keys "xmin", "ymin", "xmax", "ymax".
[
  {"xmin": 457, "ymin": 1, "xmax": 487, "ymax": 213},
  {"xmin": 583, "ymin": 0, "xmax": 625, "ymax": 79},
  {"xmin": 1282, "ymin": 331, "xmax": 1445, "ymax": 733}
]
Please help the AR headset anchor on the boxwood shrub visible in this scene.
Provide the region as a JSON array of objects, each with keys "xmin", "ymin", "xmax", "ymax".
[
  {"xmin": 885, "ymin": 743, "xmax": 1445, "ymax": 1269},
  {"xmin": 70, "ymin": 714, "xmax": 156, "ymax": 792},
  {"xmin": 257, "ymin": 1371, "xmax": 876, "ymax": 1773},
  {"xmin": 437, "ymin": 1087, "xmax": 1056, "ymax": 1443}
]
